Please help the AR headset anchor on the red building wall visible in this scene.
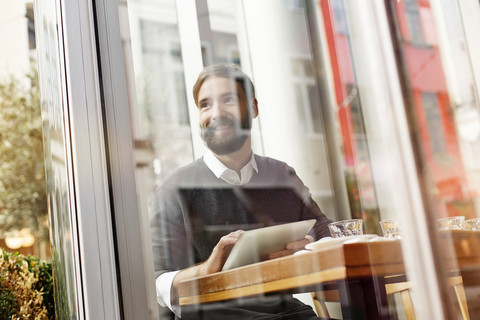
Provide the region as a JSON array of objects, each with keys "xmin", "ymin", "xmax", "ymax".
[{"xmin": 320, "ymin": 0, "xmax": 472, "ymax": 218}]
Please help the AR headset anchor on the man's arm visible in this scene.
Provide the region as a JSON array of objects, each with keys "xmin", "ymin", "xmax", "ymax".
[
  {"xmin": 267, "ymin": 161, "xmax": 332, "ymax": 258},
  {"xmin": 286, "ymin": 165, "xmax": 333, "ymax": 239},
  {"xmin": 170, "ymin": 230, "xmax": 244, "ymax": 305},
  {"xmin": 267, "ymin": 235, "xmax": 314, "ymax": 259}
]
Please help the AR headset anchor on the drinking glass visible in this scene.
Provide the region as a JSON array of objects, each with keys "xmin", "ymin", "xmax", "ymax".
[
  {"xmin": 379, "ymin": 219, "xmax": 401, "ymax": 239},
  {"xmin": 465, "ymin": 218, "xmax": 480, "ymax": 231},
  {"xmin": 436, "ymin": 216, "xmax": 465, "ymax": 231},
  {"xmin": 328, "ymin": 219, "xmax": 363, "ymax": 238}
]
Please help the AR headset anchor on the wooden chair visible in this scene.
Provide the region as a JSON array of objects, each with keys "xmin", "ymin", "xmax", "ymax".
[
  {"xmin": 311, "ymin": 277, "xmax": 470, "ymax": 320},
  {"xmin": 385, "ymin": 277, "xmax": 470, "ymax": 320},
  {"xmin": 311, "ymin": 289, "xmax": 340, "ymax": 318},
  {"xmin": 385, "ymin": 282, "xmax": 416, "ymax": 320},
  {"xmin": 449, "ymin": 276, "xmax": 470, "ymax": 320},
  {"xmin": 311, "ymin": 282, "xmax": 416, "ymax": 319}
]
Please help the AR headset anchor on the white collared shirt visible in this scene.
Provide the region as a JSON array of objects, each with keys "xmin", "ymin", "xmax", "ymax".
[
  {"xmin": 156, "ymin": 150, "xmax": 258, "ymax": 314},
  {"xmin": 203, "ymin": 150, "xmax": 258, "ymax": 185}
]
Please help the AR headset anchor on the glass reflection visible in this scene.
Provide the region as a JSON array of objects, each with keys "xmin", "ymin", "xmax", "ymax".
[
  {"xmin": 320, "ymin": 0, "xmax": 381, "ymax": 234},
  {"xmin": 34, "ymin": 0, "xmax": 78, "ymax": 318},
  {"xmin": 149, "ymin": 62, "xmax": 333, "ymax": 318},
  {"xmin": 391, "ymin": 0, "xmax": 479, "ymax": 219},
  {"xmin": 118, "ymin": 0, "xmax": 480, "ymax": 319},
  {"xmin": 388, "ymin": 0, "xmax": 480, "ymax": 318},
  {"xmin": 127, "ymin": 0, "xmax": 194, "ymax": 210}
]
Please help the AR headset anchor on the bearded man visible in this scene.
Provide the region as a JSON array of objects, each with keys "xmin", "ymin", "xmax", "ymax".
[{"xmin": 150, "ymin": 64, "xmax": 332, "ymax": 319}]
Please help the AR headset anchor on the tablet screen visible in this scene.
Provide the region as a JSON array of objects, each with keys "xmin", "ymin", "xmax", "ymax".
[{"xmin": 222, "ymin": 219, "xmax": 316, "ymax": 271}]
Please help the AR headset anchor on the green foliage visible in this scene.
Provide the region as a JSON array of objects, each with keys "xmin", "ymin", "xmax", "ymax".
[
  {"xmin": 0, "ymin": 70, "xmax": 48, "ymax": 239},
  {"xmin": 0, "ymin": 250, "xmax": 53, "ymax": 319},
  {"xmin": 24, "ymin": 254, "xmax": 54, "ymax": 319},
  {"xmin": 0, "ymin": 287, "xmax": 17, "ymax": 320}
]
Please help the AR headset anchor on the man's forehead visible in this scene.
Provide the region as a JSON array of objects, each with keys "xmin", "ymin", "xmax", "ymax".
[{"xmin": 198, "ymin": 77, "xmax": 241, "ymax": 98}]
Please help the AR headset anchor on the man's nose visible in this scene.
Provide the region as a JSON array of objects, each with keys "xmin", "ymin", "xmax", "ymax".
[{"xmin": 210, "ymin": 102, "xmax": 225, "ymax": 120}]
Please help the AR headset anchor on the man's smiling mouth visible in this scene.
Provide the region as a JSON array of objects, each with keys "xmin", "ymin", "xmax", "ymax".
[{"xmin": 214, "ymin": 124, "xmax": 233, "ymax": 132}]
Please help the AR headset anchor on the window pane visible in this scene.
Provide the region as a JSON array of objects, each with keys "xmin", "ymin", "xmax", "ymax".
[
  {"xmin": 115, "ymin": 0, "xmax": 480, "ymax": 319},
  {"xmin": 389, "ymin": 0, "xmax": 480, "ymax": 317},
  {"xmin": 127, "ymin": 1, "xmax": 194, "ymax": 205},
  {"xmin": 320, "ymin": 0, "xmax": 381, "ymax": 233},
  {"xmin": 34, "ymin": 1, "xmax": 78, "ymax": 317}
]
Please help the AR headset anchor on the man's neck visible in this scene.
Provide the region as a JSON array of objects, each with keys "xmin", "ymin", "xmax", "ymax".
[{"xmin": 213, "ymin": 138, "xmax": 252, "ymax": 174}]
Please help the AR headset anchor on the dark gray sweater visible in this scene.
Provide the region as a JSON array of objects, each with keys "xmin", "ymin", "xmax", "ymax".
[{"xmin": 150, "ymin": 155, "xmax": 332, "ymax": 278}]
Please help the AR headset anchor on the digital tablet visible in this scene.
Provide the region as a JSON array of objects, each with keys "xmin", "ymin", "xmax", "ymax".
[{"xmin": 221, "ymin": 219, "xmax": 316, "ymax": 271}]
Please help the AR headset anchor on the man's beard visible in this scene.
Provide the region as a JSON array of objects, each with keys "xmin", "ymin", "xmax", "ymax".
[{"xmin": 200, "ymin": 116, "xmax": 251, "ymax": 155}]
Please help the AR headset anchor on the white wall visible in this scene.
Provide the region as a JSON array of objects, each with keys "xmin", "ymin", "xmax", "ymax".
[{"xmin": 0, "ymin": 0, "xmax": 31, "ymax": 80}]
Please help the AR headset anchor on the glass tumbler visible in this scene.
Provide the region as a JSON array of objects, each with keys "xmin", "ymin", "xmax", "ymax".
[
  {"xmin": 465, "ymin": 218, "xmax": 480, "ymax": 231},
  {"xmin": 436, "ymin": 216, "xmax": 466, "ymax": 231},
  {"xmin": 328, "ymin": 219, "xmax": 363, "ymax": 238},
  {"xmin": 379, "ymin": 219, "xmax": 401, "ymax": 239}
]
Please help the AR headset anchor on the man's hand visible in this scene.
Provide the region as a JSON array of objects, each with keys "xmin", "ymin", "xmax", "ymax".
[
  {"xmin": 173, "ymin": 230, "xmax": 243, "ymax": 280},
  {"xmin": 267, "ymin": 235, "xmax": 314, "ymax": 260},
  {"xmin": 200, "ymin": 229, "xmax": 244, "ymax": 274}
]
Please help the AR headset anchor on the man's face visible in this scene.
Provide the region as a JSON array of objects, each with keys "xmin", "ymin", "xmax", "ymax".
[{"xmin": 197, "ymin": 77, "xmax": 252, "ymax": 155}]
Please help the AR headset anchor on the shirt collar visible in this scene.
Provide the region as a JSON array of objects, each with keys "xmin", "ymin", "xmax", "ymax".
[{"xmin": 203, "ymin": 150, "xmax": 258, "ymax": 184}]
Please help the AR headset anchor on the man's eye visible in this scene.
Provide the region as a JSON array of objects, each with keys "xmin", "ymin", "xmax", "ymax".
[{"xmin": 224, "ymin": 97, "xmax": 237, "ymax": 104}]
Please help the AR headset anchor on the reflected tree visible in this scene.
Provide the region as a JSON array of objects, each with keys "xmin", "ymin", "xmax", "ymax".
[{"xmin": 0, "ymin": 70, "xmax": 48, "ymax": 240}]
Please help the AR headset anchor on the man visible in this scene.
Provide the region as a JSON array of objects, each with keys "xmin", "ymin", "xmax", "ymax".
[{"xmin": 150, "ymin": 64, "xmax": 333, "ymax": 319}]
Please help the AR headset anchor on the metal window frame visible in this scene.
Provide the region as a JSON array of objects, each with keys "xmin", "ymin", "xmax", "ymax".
[
  {"xmin": 93, "ymin": 0, "xmax": 159, "ymax": 319},
  {"xmin": 57, "ymin": 0, "xmax": 122, "ymax": 317}
]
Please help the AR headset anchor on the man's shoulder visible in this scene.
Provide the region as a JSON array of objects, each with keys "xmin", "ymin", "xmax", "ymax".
[
  {"xmin": 161, "ymin": 158, "xmax": 210, "ymax": 187},
  {"xmin": 254, "ymin": 154, "xmax": 293, "ymax": 173},
  {"xmin": 252, "ymin": 155, "xmax": 300, "ymax": 185}
]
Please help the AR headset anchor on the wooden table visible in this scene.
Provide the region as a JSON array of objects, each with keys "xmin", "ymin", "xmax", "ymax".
[
  {"xmin": 438, "ymin": 230, "xmax": 480, "ymax": 319},
  {"xmin": 177, "ymin": 231, "xmax": 480, "ymax": 319}
]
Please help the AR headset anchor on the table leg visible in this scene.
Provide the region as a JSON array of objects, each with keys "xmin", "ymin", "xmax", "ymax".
[
  {"xmin": 460, "ymin": 269, "xmax": 480, "ymax": 319},
  {"xmin": 338, "ymin": 276, "xmax": 393, "ymax": 320}
]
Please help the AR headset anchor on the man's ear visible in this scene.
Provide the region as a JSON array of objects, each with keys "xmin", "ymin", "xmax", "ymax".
[{"xmin": 250, "ymin": 98, "xmax": 259, "ymax": 119}]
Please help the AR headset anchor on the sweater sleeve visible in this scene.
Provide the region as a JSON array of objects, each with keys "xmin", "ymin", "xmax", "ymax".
[{"xmin": 286, "ymin": 164, "xmax": 333, "ymax": 239}]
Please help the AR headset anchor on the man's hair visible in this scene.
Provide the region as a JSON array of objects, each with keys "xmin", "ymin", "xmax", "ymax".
[{"xmin": 193, "ymin": 64, "xmax": 256, "ymax": 106}]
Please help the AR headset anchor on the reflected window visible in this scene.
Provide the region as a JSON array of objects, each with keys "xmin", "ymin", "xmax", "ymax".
[
  {"xmin": 129, "ymin": 8, "xmax": 194, "ymax": 193},
  {"xmin": 404, "ymin": 0, "xmax": 425, "ymax": 45},
  {"xmin": 139, "ymin": 20, "xmax": 189, "ymax": 126},
  {"xmin": 282, "ymin": 0, "xmax": 305, "ymax": 12},
  {"xmin": 292, "ymin": 58, "xmax": 323, "ymax": 134},
  {"xmin": 332, "ymin": 0, "xmax": 348, "ymax": 35},
  {"xmin": 422, "ymin": 92, "xmax": 448, "ymax": 159},
  {"xmin": 201, "ymin": 0, "xmax": 240, "ymax": 66}
]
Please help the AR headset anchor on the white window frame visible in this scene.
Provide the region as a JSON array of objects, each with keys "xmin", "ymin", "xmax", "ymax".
[{"xmin": 34, "ymin": 0, "xmax": 122, "ymax": 318}]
